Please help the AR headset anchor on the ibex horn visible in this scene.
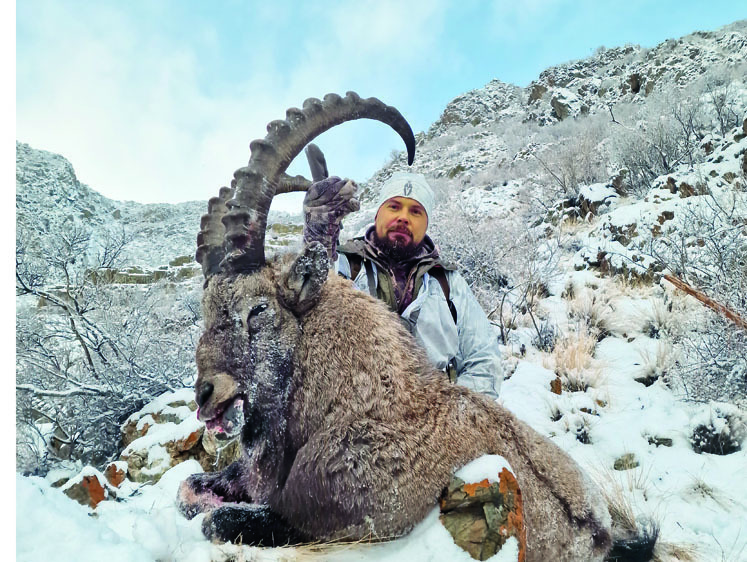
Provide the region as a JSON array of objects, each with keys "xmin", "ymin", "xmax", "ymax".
[
  {"xmin": 221, "ymin": 91, "xmax": 416, "ymax": 274},
  {"xmin": 196, "ymin": 185, "xmax": 235, "ymax": 277}
]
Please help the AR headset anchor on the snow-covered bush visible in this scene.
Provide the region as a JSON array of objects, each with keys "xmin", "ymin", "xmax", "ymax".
[
  {"xmin": 611, "ymin": 67, "xmax": 747, "ymax": 196},
  {"xmin": 652, "ymin": 188, "xmax": 747, "ymax": 405},
  {"xmin": 530, "ymin": 114, "xmax": 610, "ymax": 201},
  {"xmin": 16, "ymin": 228, "xmax": 202, "ymax": 473},
  {"xmin": 430, "ymin": 195, "xmax": 562, "ymax": 349},
  {"xmin": 689, "ymin": 404, "xmax": 747, "ymax": 455}
]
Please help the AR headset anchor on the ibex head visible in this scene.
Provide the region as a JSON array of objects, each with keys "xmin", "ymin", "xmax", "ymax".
[
  {"xmin": 194, "ymin": 243, "xmax": 329, "ymax": 446},
  {"xmin": 193, "ymin": 92, "xmax": 415, "ymax": 444}
]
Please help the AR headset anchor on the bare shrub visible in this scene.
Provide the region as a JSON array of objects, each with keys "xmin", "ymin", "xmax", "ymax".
[
  {"xmin": 703, "ymin": 70, "xmax": 744, "ymax": 137},
  {"xmin": 16, "ymin": 226, "xmax": 201, "ymax": 473},
  {"xmin": 611, "ymin": 109, "xmax": 691, "ymax": 197},
  {"xmin": 611, "ymin": 66, "xmax": 747, "ymax": 197},
  {"xmin": 651, "ymin": 190, "xmax": 747, "ymax": 405},
  {"xmin": 429, "ymin": 193, "xmax": 562, "ymax": 351},
  {"xmin": 531, "ymin": 115, "xmax": 610, "ymax": 200}
]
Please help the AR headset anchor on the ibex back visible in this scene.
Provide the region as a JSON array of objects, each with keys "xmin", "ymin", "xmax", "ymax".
[{"xmin": 177, "ymin": 92, "xmax": 617, "ymax": 561}]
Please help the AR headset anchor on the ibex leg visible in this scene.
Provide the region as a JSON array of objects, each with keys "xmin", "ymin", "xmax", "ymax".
[
  {"xmin": 276, "ymin": 420, "xmax": 448, "ymax": 541},
  {"xmin": 177, "ymin": 460, "xmax": 254, "ymax": 519},
  {"xmin": 201, "ymin": 504, "xmax": 310, "ymax": 546}
]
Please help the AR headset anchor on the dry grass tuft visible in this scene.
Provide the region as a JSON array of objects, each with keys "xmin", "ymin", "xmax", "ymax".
[
  {"xmin": 216, "ymin": 534, "xmax": 401, "ymax": 562},
  {"xmin": 591, "ymin": 465, "xmax": 669, "ymax": 560},
  {"xmin": 567, "ymin": 289, "xmax": 613, "ymax": 339},
  {"xmin": 652, "ymin": 540, "xmax": 701, "ymax": 562},
  {"xmin": 636, "ymin": 341, "xmax": 676, "ymax": 387},
  {"xmin": 597, "ymin": 471, "xmax": 640, "ymax": 536},
  {"xmin": 548, "ymin": 327, "xmax": 605, "ymax": 392}
]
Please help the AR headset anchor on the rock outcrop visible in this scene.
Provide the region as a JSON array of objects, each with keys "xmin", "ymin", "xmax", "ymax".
[
  {"xmin": 440, "ymin": 467, "xmax": 525, "ymax": 561},
  {"xmin": 119, "ymin": 389, "xmax": 241, "ymax": 484}
]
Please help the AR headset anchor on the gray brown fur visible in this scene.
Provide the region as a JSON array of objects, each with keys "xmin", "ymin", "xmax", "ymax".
[{"xmin": 179, "ymin": 244, "xmax": 614, "ymax": 561}]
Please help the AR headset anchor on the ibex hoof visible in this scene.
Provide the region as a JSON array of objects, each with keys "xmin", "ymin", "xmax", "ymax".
[{"xmin": 202, "ymin": 504, "xmax": 309, "ymax": 546}]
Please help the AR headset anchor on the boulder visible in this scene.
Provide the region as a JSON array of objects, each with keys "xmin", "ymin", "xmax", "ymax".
[
  {"xmin": 550, "ymin": 95, "xmax": 571, "ymax": 121},
  {"xmin": 61, "ymin": 467, "xmax": 117, "ymax": 509},
  {"xmin": 528, "ymin": 83, "xmax": 547, "ymax": 103},
  {"xmin": 440, "ymin": 465, "xmax": 525, "ymax": 561},
  {"xmin": 119, "ymin": 388, "xmax": 242, "ymax": 483}
]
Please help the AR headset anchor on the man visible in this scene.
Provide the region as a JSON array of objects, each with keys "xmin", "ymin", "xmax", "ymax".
[{"xmin": 303, "ymin": 172, "xmax": 502, "ymax": 398}]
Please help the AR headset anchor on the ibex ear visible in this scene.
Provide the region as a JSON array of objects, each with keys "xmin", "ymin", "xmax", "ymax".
[{"xmin": 278, "ymin": 242, "xmax": 329, "ymax": 315}]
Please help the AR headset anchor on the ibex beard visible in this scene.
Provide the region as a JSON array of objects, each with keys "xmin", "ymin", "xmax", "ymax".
[{"xmin": 178, "ymin": 243, "xmax": 614, "ymax": 562}]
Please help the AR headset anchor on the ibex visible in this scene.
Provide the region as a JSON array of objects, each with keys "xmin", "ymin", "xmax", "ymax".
[{"xmin": 178, "ymin": 92, "xmax": 645, "ymax": 561}]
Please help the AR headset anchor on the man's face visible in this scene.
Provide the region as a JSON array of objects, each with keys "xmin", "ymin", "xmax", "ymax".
[{"xmin": 374, "ymin": 197, "xmax": 428, "ymax": 256}]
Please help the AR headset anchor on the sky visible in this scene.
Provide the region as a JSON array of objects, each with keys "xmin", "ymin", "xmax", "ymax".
[{"xmin": 15, "ymin": 0, "xmax": 747, "ymax": 213}]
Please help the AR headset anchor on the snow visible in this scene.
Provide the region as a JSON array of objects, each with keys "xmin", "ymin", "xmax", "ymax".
[
  {"xmin": 15, "ymin": 19, "xmax": 747, "ymax": 562},
  {"xmin": 17, "ymin": 459, "xmax": 519, "ymax": 562},
  {"xmin": 579, "ymin": 182, "xmax": 618, "ymax": 206},
  {"xmin": 455, "ymin": 455, "xmax": 512, "ymax": 485}
]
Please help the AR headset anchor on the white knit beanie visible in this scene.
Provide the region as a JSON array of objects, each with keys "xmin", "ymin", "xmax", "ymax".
[{"xmin": 376, "ymin": 172, "xmax": 435, "ymax": 220}]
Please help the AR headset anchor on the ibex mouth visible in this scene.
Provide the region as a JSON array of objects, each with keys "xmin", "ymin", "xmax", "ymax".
[{"xmin": 203, "ymin": 395, "xmax": 245, "ymax": 440}]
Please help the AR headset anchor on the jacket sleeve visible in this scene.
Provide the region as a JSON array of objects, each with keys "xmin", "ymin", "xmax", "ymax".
[{"xmin": 448, "ymin": 271, "xmax": 503, "ymax": 399}]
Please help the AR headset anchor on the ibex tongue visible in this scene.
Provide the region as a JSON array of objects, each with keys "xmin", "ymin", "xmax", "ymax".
[{"xmin": 205, "ymin": 397, "xmax": 245, "ymax": 440}]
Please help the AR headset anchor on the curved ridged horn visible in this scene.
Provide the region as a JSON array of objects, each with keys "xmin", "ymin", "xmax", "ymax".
[
  {"xmin": 196, "ymin": 185, "xmax": 235, "ymax": 277},
  {"xmin": 221, "ymin": 91, "xmax": 415, "ymax": 274},
  {"xmin": 276, "ymin": 173, "xmax": 312, "ymax": 195}
]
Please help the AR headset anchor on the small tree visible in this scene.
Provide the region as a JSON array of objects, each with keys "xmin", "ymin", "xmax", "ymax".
[
  {"xmin": 430, "ymin": 194, "xmax": 562, "ymax": 350},
  {"xmin": 16, "ymin": 223, "xmax": 202, "ymax": 473}
]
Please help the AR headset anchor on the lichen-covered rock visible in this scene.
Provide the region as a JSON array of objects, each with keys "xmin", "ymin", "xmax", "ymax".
[
  {"xmin": 104, "ymin": 460, "xmax": 128, "ymax": 487},
  {"xmin": 119, "ymin": 388, "xmax": 242, "ymax": 483},
  {"xmin": 440, "ymin": 464, "xmax": 525, "ymax": 561},
  {"xmin": 613, "ymin": 453, "xmax": 639, "ymax": 471},
  {"xmin": 61, "ymin": 466, "xmax": 117, "ymax": 509}
]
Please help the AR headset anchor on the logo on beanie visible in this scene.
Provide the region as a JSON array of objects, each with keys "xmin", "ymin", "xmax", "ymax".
[{"xmin": 403, "ymin": 181, "xmax": 413, "ymax": 196}]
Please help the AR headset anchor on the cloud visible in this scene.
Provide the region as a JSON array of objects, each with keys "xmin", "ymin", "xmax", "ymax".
[{"xmin": 17, "ymin": 0, "xmax": 450, "ymax": 207}]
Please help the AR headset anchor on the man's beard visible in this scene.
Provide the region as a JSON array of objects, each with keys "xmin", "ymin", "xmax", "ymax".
[{"xmin": 374, "ymin": 230, "xmax": 423, "ymax": 262}]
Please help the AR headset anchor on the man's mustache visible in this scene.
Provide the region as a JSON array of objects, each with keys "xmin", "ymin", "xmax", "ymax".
[{"xmin": 387, "ymin": 224, "xmax": 412, "ymax": 236}]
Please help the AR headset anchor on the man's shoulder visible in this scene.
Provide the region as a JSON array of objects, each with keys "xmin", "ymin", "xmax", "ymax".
[{"xmin": 439, "ymin": 268, "xmax": 472, "ymax": 297}]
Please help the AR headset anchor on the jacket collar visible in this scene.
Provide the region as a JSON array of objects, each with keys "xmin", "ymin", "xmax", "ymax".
[{"xmin": 339, "ymin": 226, "xmax": 456, "ymax": 272}]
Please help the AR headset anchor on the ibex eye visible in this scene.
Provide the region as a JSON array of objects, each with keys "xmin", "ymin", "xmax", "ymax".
[{"xmin": 248, "ymin": 303, "xmax": 268, "ymax": 322}]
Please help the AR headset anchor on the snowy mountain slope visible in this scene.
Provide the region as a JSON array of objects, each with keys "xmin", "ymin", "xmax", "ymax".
[
  {"xmin": 16, "ymin": 142, "xmax": 302, "ymax": 270},
  {"xmin": 524, "ymin": 20, "xmax": 747, "ymax": 124},
  {"xmin": 359, "ymin": 19, "xmax": 747, "ymax": 205}
]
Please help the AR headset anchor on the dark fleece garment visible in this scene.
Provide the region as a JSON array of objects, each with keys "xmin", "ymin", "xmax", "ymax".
[{"xmin": 358, "ymin": 227, "xmax": 441, "ymax": 313}]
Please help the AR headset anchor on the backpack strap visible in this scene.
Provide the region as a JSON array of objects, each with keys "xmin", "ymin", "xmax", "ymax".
[
  {"xmin": 430, "ymin": 267, "xmax": 457, "ymax": 325},
  {"xmin": 341, "ymin": 253, "xmax": 377, "ymax": 298}
]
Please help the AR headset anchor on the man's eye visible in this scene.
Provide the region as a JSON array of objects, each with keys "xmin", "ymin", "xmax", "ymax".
[{"xmin": 411, "ymin": 208, "xmax": 422, "ymax": 215}]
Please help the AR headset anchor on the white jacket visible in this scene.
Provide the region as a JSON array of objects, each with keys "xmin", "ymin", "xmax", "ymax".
[{"xmin": 336, "ymin": 254, "xmax": 503, "ymax": 399}]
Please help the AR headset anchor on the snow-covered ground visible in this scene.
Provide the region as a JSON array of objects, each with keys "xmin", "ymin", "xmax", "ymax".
[
  {"xmin": 15, "ymin": 19, "xmax": 747, "ymax": 562},
  {"xmin": 16, "ymin": 299, "xmax": 747, "ymax": 561},
  {"xmin": 17, "ymin": 456, "xmax": 521, "ymax": 562}
]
